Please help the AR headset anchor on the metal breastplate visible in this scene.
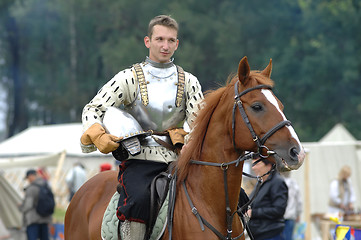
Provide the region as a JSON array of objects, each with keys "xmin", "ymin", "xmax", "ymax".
[{"xmin": 124, "ymin": 62, "xmax": 186, "ymax": 132}]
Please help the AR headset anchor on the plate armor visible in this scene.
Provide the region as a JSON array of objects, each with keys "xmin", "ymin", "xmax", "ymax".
[{"xmin": 81, "ymin": 58, "xmax": 203, "ymax": 163}]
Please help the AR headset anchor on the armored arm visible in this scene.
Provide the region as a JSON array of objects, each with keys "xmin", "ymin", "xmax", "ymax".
[{"xmin": 81, "ymin": 68, "xmax": 138, "ymax": 153}]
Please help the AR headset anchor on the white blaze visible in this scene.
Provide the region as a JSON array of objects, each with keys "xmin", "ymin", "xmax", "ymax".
[{"xmin": 261, "ymin": 89, "xmax": 302, "ymax": 145}]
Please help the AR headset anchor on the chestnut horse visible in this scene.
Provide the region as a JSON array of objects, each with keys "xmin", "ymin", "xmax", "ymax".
[{"xmin": 65, "ymin": 57, "xmax": 305, "ymax": 240}]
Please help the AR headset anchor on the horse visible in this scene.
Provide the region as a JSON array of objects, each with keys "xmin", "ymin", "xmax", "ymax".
[{"xmin": 64, "ymin": 56, "xmax": 305, "ymax": 240}]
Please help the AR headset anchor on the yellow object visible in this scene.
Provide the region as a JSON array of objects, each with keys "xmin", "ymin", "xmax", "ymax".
[
  {"xmin": 168, "ymin": 128, "xmax": 188, "ymax": 146},
  {"xmin": 335, "ymin": 225, "xmax": 350, "ymax": 240},
  {"xmin": 81, "ymin": 123, "xmax": 121, "ymax": 154},
  {"xmin": 330, "ymin": 216, "xmax": 340, "ymax": 224}
]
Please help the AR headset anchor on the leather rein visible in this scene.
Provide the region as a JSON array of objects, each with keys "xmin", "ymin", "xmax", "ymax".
[{"xmin": 178, "ymin": 81, "xmax": 291, "ymax": 240}]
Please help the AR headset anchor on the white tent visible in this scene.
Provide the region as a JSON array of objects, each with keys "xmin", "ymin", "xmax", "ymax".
[
  {"xmin": 0, "ymin": 217, "xmax": 10, "ymax": 239},
  {"xmin": 0, "ymin": 171, "xmax": 22, "ymax": 228},
  {"xmin": 0, "ymin": 123, "xmax": 102, "ymax": 157},
  {"xmin": 0, "ymin": 123, "xmax": 115, "ymax": 228},
  {"xmin": 291, "ymin": 124, "xmax": 361, "ymax": 238}
]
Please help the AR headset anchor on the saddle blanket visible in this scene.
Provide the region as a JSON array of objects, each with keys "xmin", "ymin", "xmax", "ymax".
[{"xmin": 101, "ymin": 192, "xmax": 169, "ymax": 240}]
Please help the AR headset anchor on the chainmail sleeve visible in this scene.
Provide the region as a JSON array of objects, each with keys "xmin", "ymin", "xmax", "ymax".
[{"xmin": 81, "ymin": 67, "xmax": 138, "ymax": 153}]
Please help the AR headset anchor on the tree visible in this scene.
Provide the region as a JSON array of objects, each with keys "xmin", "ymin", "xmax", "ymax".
[{"xmin": 0, "ymin": 0, "xmax": 361, "ymax": 141}]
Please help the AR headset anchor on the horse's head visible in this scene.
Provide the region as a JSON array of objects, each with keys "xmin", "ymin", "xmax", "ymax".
[{"xmin": 233, "ymin": 56, "xmax": 305, "ymax": 171}]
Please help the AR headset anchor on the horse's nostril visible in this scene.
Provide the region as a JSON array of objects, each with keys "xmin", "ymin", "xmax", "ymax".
[{"xmin": 289, "ymin": 147, "xmax": 298, "ymax": 159}]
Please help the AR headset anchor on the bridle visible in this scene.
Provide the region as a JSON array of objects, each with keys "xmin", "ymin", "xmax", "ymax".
[
  {"xmin": 232, "ymin": 80, "xmax": 291, "ymax": 159},
  {"xmin": 173, "ymin": 81, "xmax": 292, "ymax": 240}
]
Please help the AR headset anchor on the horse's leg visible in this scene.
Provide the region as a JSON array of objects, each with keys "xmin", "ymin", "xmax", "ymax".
[{"xmin": 65, "ymin": 170, "xmax": 118, "ymax": 240}]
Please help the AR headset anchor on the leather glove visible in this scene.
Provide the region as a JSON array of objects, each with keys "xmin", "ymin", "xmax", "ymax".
[
  {"xmin": 80, "ymin": 123, "xmax": 122, "ymax": 154},
  {"xmin": 167, "ymin": 128, "xmax": 188, "ymax": 146}
]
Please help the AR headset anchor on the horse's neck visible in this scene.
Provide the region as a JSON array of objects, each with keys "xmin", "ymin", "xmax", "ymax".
[
  {"xmin": 193, "ymin": 99, "xmax": 243, "ymax": 209},
  {"xmin": 186, "ymin": 131, "xmax": 244, "ymax": 215},
  {"xmin": 183, "ymin": 92, "xmax": 244, "ymax": 216}
]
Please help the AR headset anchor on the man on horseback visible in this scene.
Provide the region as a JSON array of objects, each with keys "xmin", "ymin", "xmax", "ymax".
[{"xmin": 80, "ymin": 15, "xmax": 203, "ymax": 240}]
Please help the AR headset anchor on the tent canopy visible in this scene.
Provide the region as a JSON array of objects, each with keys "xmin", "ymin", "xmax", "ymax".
[
  {"xmin": 0, "ymin": 152, "xmax": 62, "ymax": 169},
  {"xmin": 320, "ymin": 123, "xmax": 357, "ymax": 143},
  {"xmin": 0, "ymin": 123, "xmax": 105, "ymax": 157}
]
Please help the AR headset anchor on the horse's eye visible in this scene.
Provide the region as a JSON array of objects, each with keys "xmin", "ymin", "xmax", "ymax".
[{"xmin": 251, "ymin": 103, "xmax": 263, "ymax": 112}]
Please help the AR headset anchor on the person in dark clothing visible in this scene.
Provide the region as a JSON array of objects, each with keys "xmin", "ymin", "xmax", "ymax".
[
  {"xmin": 19, "ymin": 169, "xmax": 52, "ymax": 240},
  {"xmin": 246, "ymin": 159, "xmax": 288, "ymax": 240}
]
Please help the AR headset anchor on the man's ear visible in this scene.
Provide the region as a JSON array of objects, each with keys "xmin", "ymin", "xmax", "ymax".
[
  {"xmin": 144, "ymin": 36, "xmax": 150, "ymax": 48},
  {"xmin": 175, "ymin": 39, "xmax": 179, "ymax": 51}
]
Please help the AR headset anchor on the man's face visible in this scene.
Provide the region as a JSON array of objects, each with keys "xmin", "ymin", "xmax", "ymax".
[
  {"xmin": 144, "ymin": 25, "xmax": 179, "ymax": 63},
  {"xmin": 252, "ymin": 160, "xmax": 270, "ymax": 176},
  {"xmin": 27, "ymin": 174, "xmax": 36, "ymax": 183}
]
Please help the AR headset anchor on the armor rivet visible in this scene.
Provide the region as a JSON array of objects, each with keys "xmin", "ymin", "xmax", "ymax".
[{"xmin": 125, "ymin": 134, "xmax": 129, "ymax": 137}]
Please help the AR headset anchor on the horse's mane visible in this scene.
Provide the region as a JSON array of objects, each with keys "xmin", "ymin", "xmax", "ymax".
[{"xmin": 177, "ymin": 70, "xmax": 274, "ymax": 182}]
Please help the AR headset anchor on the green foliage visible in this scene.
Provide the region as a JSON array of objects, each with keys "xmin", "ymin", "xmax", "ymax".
[
  {"xmin": 53, "ymin": 207, "xmax": 66, "ymax": 223},
  {"xmin": 0, "ymin": 0, "xmax": 361, "ymax": 141}
]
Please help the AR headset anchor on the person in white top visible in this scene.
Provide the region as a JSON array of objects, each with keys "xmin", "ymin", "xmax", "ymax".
[
  {"xmin": 65, "ymin": 162, "xmax": 86, "ymax": 201},
  {"xmin": 328, "ymin": 165, "xmax": 356, "ymax": 216},
  {"xmin": 281, "ymin": 171, "xmax": 302, "ymax": 240}
]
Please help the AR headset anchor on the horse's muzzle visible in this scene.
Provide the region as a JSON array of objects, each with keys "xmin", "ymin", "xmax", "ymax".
[{"xmin": 274, "ymin": 146, "xmax": 305, "ymax": 171}]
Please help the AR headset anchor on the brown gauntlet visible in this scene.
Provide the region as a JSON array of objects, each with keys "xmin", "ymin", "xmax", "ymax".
[
  {"xmin": 80, "ymin": 123, "xmax": 122, "ymax": 154},
  {"xmin": 167, "ymin": 128, "xmax": 188, "ymax": 146}
]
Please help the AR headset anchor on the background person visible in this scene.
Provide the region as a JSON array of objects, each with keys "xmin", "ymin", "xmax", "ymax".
[
  {"xmin": 19, "ymin": 169, "xmax": 52, "ymax": 240},
  {"xmin": 65, "ymin": 162, "xmax": 86, "ymax": 201},
  {"xmin": 246, "ymin": 159, "xmax": 288, "ymax": 240},
  {"xmin": 100, "ymin": 162, "xmax": 112, "ymax": 172},
  {"xmin": 328, "ymin": 165, "xmax": 356, "ymax": 216},
  {"xmin": 37, "ymin": 167, "xmax": 50, "ymax": 182},
  {"xmin": 281, "ymin": 171, "xmax": 302, "ymax": 240}
]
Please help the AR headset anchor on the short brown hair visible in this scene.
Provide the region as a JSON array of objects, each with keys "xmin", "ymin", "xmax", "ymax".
[{"xmin": 148, "ymin": 15, "xmax": 179, "ymax": 39}]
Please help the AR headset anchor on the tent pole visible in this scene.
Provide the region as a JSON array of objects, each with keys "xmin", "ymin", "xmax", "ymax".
[
  {"xmin": 52, "ymin": 150, "xmax": 66, "ymax": 190},
  {"xmin": 304, "ymin": 151, "xmax": 311, "ymax": 239}
]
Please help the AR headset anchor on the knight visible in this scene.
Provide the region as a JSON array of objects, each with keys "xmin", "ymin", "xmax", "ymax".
[{"xmin": 80, "ymin": 15, "xmax": 204, "ymax": 240}]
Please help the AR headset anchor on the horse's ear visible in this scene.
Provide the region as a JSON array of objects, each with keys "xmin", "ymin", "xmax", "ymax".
[
  {"xmin": 261, "ymin": 59, "xmax": 272, "ymax": 78},
  {"xmin": 238, "ymin": 56, "xmax": 250, "ymax": 85}
]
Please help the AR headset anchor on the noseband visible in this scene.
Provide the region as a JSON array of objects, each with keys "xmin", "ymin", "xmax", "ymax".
[{"xmin": 232, "ymin": 80, "xmax": 291, "ymax": 158}]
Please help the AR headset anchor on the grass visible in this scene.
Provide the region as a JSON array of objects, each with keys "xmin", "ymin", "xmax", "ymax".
[{"xmin": 53, "ymin": 207, "xmax": 66, "ymax": 223}]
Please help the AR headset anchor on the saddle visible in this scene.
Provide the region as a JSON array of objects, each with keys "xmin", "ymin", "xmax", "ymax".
[
  {"xmin": 146, "ymin": 171, "xmax": 172, "ymax": 239},
  {"xmin": 101, "ymin": 170, "xmax": 174, "ymax": 240}
]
